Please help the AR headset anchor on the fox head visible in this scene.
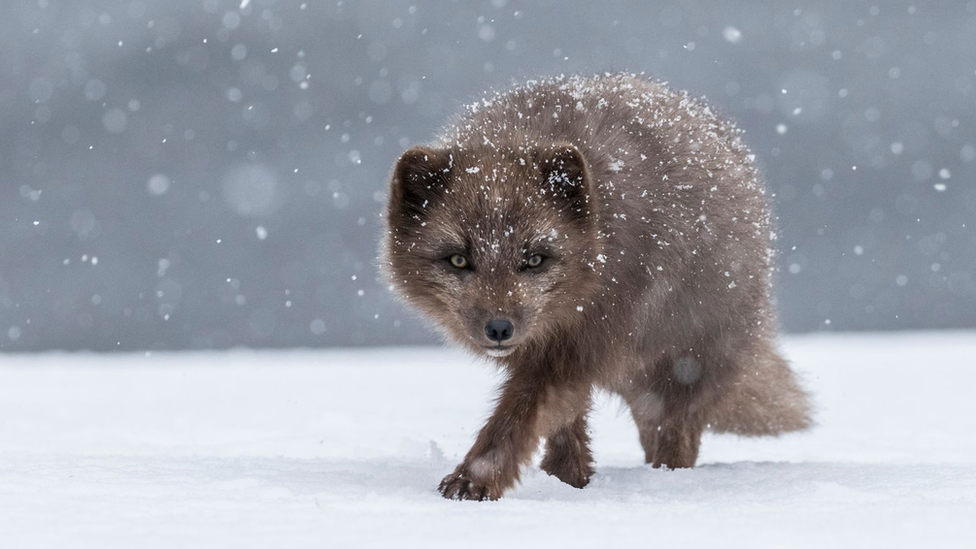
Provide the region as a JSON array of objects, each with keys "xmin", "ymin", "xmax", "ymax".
[{"xmin": 382, "ymin": 143, "xmax": 603, "ymax": 358}]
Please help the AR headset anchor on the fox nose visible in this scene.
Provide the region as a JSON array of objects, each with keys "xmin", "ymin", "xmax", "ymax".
[{"xmin": 484, "ymin": 319, "xmax": 515, "ymax": 343}]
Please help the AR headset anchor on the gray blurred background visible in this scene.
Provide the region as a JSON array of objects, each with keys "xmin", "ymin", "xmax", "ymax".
[{"xmin": 1, "ymin": 0, "xmax": 974, "ymax": 352}]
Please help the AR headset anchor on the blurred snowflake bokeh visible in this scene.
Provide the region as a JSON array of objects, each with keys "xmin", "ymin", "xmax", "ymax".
[{"xmin": 1, "ymin": 0, "xmax": 974, "ymax": 351}]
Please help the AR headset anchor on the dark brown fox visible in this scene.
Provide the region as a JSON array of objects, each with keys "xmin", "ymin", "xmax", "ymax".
[{"xmin": 381, "ymin": 73, "xmax": 811, "ymax": 501}]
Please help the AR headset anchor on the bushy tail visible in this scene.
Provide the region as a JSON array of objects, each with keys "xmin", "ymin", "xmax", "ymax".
[{"xmin": 707, "ymin": 349, "xmax": 813, "ymax": 436}]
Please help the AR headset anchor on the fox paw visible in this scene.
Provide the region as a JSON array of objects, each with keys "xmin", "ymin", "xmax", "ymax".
[
  {"xmin": 540, "ymin": 452, "xmax": 593, "ymax": 489},
  {"xmin": 438, "ymin": 468, "xmax": 499, "ymax": 501}
]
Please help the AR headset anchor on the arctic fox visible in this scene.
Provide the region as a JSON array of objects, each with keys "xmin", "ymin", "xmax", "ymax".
[{"xmin": 381, "ymin": 73, "xmax": 811, "ymax": 501}]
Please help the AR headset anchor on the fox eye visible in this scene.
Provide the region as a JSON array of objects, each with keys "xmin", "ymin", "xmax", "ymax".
[
  {"xmin": 448, "ymin": 254, "xmax": 469, "ymax": 269},
  {"xmin": 526, "ymin": 254, "xmax": 545, "ymax": 268}
]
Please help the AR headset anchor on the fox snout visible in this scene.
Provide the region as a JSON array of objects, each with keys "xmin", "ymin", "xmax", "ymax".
[
  {"xmin": 466, "ymin": 309, "xmax": 524, "ymax": 356},
  {"xmin": 484, "ymin": 319, "xmax": 515, "ymax": 343}
]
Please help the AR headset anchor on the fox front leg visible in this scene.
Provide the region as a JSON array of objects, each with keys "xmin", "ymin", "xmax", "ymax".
[{"xmin": 439, "ymin": 373, "xmax": 590, "ymax": 501}]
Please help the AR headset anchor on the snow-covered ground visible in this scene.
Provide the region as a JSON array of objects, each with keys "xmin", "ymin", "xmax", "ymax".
[{"xmin": 2, "ymin": 331, "xmax": 975, "ymax": 548}]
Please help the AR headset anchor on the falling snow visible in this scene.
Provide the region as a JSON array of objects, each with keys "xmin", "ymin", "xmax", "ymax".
[{"xmin": 0, "ymin": 2, "xmax": 972, "ymax": 353}]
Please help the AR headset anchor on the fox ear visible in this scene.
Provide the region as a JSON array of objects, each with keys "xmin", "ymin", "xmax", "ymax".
[
  {"xmin": 388, "ymin": 146, "xmax": 452, "ymax": 221},
  {"xmin": 538, "ymin": 143, "xmax": 594, "ymax": 221}
]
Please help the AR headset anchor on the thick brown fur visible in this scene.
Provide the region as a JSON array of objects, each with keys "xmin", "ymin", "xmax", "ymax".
[{"xmin": 381, "ymin": 73, "xmax": 812, "ymax": 501}]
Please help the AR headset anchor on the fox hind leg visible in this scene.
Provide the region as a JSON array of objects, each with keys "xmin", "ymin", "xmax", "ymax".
[{"xmin": 625, "ymin": 354, "xmax": 713, "ymax": 469}]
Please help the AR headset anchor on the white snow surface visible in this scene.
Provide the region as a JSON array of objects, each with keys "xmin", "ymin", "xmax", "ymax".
[{"xmin": 2, "ymin": 331, "xmax": 975, "ymax": 548}]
